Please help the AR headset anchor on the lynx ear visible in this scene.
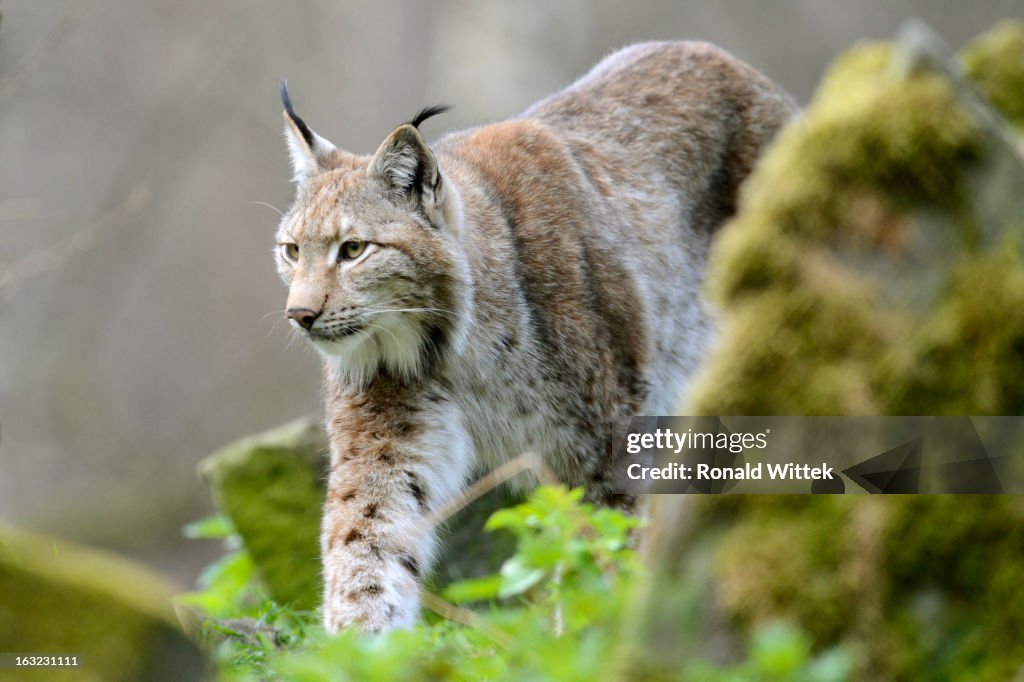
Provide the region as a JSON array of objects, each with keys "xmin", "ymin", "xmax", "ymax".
[
  {"xmin": 280, "ymin": 82, "xmax": 339, "ymax": 182},
  {"xmin": 368, "ymin": 105, "xmax": 450, "ymax": 207}
]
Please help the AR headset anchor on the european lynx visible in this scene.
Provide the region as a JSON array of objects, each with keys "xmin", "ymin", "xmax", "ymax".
[{"xmin": 274, "ymin": 41, "xmax": 797, "ymax": 632}]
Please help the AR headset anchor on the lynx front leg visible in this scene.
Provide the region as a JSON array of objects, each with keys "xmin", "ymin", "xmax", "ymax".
[{"xmin": 320, "ymin": 395, "xmax": 471, "ymax": 633}]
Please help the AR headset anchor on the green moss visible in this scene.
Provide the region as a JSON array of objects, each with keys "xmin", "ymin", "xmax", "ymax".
[
  {"xmin": 881, "ymin": 496, "xmax": 1024, "ymax": 681},
  {"xmin": 699, "ymin": 252, "xmax": 901, "ymax": 414},
  {"xmin": 199, "ymin": 417, "xmax": 326, "ymax": 610},
  {"xmin": 692, "ymin": 20, "xmax": 1022, "ymax": 417},
  {"xmin": 702, "ymin": 496, "xmax": 1024, "ymax": 681},
  {"xmin": 726, "ymin": 42, "xmax": 982, "ymax": 248},
  {"xmin": 884, "ymin": 497, "xmax": 1016, "ymax": 590},
  {"xmin": 891, "ymin": 252, "xmax": 1024, "ymax": 414},
  {"xmin": 0, "ymin": 525, "xmax": 207, "ymax": 682},
  {"xmin": 713, "ymin": 499, "xmax": 855, "ymax": 644},
  {"xmin": 961, "ymin": 20, "xmax": 1024, "ymax": 130},
  {"xmin": 683, "ymin": 20, "xmax": 1024, "ymax": 681}
]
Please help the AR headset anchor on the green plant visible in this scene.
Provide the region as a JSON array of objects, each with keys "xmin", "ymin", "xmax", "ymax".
[{"xmin": 180, "ymin": 488, "xmax": 846, "ymax": 681}]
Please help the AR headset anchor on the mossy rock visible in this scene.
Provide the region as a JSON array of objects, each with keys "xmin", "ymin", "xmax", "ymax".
[
  {"xmin": 692, "ymin": 21, "xmax": 1024, "ymax": 417},
  {"xmin": 665, "ymin": 20, "xmax": 1024, "ymax": 682},
  {"xmin": 199, "ymin": 417, "xmax": 326, "ymax": 610},
  {"xmin": 962, "ymin": 19, "xmax": 1024, "ymax": 131},
  {"xmin": 694, "ymin": 496, "xmax": 1024, "ymax": 681},
  {"xmin": 0, "ymin": 525, "xmax": 208, "ymax": 682}
]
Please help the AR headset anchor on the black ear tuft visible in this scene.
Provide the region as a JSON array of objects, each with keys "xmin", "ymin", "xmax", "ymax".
[
  {"xmin": 280, "ymin": 80, "xmax": 315, "ymax": 148},
  {"xmin": 407, "ymin": 104, "xmax": 451, "ymax": 129}
]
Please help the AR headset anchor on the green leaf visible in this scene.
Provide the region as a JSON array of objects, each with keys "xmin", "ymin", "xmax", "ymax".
[
  {"xmin": 751, "ymin": 622, "xmax": 811, "ymax": 675},
  {"xmin": 441, "ymin": 575, "xmax": 503, "ymax": 604},
  {"xmin": 179, "ymin": 550, "xmax": 256, "ymax": 617},
  {"xmin": 183, "ymin": 513, "xmax": 236, "ymax": 540},
  {"xmin": 807, "ymin": 647, "xmax": 854, "ymax": 682},
  {"xmin": 498, "ymin": 556, "xmax": 546, "ymax": 598},
  {"xmin": 484, "ymin": 508, "xmax": 526, "ymax": 532}
]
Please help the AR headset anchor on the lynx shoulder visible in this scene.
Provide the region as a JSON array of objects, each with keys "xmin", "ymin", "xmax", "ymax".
[{"xmin": 273, "ymin": 41, "xmax": 797, "ymax": 632}]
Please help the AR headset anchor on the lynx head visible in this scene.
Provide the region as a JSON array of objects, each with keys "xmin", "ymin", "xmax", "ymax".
[{"xmin": 275, "ymin": 83, "xmax": 464, "ymax": 385}]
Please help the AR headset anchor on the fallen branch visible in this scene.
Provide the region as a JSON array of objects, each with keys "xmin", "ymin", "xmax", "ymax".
[{"xmin": 426, "ymin": 452, "xmax": 560, "ymax": 529}]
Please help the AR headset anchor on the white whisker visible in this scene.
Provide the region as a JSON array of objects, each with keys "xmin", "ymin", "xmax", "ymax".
[
  {"xmin": 250, "ymin": 201, "xmax": 285, "ymax": 217},
  {"xmin": 363, "ymin": 296, "xmax": 411, "ymax": 309},
  {"xmin": 362, "ymin": 321, "xmax": 402, "ymax": 347},
  {"xmin": 262, "ymin": 308, "xmax": 289, "ymax": 321},
  {"xmin": 266, "ymin": 317, "xmax": 288, "ymax": 340},
  {"xmin": 363, "ymin": 307, "xmax": 458, "ymax": 320},
  {"xmin": 285, "ymin": 326, "xmax": 305, "ymax": 351}
]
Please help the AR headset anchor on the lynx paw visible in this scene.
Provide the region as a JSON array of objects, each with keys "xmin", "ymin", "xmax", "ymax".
[{"xmin": 322, "ymin": 563, "xmax": 420, "ymax": 633}]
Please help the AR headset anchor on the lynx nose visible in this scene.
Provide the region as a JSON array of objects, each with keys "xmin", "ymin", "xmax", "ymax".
[{"xmin": 286, "ymin": 307, "xmax": 321, "ymax": 330}]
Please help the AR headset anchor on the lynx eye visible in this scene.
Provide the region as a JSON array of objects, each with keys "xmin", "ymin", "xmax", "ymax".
[
  {"xmin": 340, "ymin": 240, "xmax": 367, "ymax": 261},
  {"xmin": 280, "ymin": 242, "xmax": 300, "ymax": 263}
]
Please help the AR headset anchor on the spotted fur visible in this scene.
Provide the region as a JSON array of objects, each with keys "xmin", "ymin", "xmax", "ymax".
[{"xmin": 274, "ymin": 41, "xmax": 798, "ymax": 632}]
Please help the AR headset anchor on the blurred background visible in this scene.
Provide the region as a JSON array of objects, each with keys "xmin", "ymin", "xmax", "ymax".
[{"xmin": 1, "ymin": 0, "xmax": 1021, "ymax": 586}]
